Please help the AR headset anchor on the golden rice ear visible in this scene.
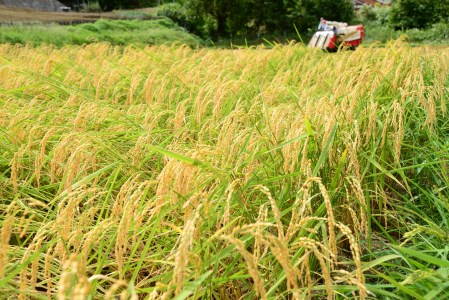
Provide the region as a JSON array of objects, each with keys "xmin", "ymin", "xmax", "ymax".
[
  {"xmin": 10, "ymin": 146, "xmax": 23, "ymax": 194},
  {"xmin": 255, "ymin": 185, "xmax": 284, "ymax": 242},
  {"xmin": 163, "ymin": 204, "xmax": 203, "ymax": 299},
  {"xmin": 0, "ymin": 212, "xmax": 15, "ymax": 278},
  {"xmin": 1, "ymin": 40, "xmax": 447, "ymax": 299},
  {"xmin": 221, "ymin": 233, "xmax": 267, "ymax": 300},
  {"xmin": 57, "ymin": 254, "xmax": 92, "ymax": 300},
  {"xmin": 335, "ymin": 223, "xmax": 366, "ymax": 299},
  {"xmin": 221, "ymin": 179, "xmax": 241, "ymax": 230}
]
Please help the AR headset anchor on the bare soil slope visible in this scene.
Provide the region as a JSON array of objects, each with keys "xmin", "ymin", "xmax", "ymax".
[{"xmin": 0, "ymin": 5, "xmax": 116, "ymax": 24}]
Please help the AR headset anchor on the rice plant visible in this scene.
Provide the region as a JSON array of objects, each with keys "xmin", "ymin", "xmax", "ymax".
[{"xmin": 0, "ymin": 40, "xmax": 448, "ymax": 299}]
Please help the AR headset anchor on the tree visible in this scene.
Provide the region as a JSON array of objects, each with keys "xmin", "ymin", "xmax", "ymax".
[
  {"xmin": 247, "ymin": 0, "xmax": 292, "ymax": 33},
  {"xmin": 98, "ymin": 0, "xmax": 119, "ymax": 11},
  {"xmin": 298, "ymin": 0, "xmax": 355, "ymax": 30},
  {"xmin": 390, "ymin": 0, "xmax": 449, "ymax": 29},
  {"xmin": 184, "ymin": 0, "xmax": 249, "ymax": 38},
  {"xmin": 251, "ymin": 0, "xmax": 355, "ymax": 33},
  {"xmin": 168, "ymin": 0, "xmax": 355, "ymax": 39},
  {"xmin": 97, "ymin": 0, "xmax": 157, "ymax": 11}
]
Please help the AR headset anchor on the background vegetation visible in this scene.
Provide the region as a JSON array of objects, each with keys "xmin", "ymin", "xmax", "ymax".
[
  {"xmin": 155, "ymin": 0, "xmax": 355, "ymax": 39},
  {"xmin": 1, "ymin": 0, "xmax": 448, "ymax": 46},
  {"xmin": 389, "ymin": 0, "xmax": 449, "ymax": 29},
  {"xmin": 358, "ymin": 5, "xmax": 449, "ymax": 45},
  {"xmin": 150, "ymin": 0, "xmax": 449, "ymax": 43}
]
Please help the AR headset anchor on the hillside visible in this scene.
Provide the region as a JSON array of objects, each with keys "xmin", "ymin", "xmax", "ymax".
[
  {"xmin": 0, "ymin": 4, "xmax": 159, "ymax": 24},
  {"xmin": 0, "ymin": 0, "xmax": 65, "ymax": 11},
  {"xmin": 0, "ymin": 5, "xmax": 116, "ymax": 24}
]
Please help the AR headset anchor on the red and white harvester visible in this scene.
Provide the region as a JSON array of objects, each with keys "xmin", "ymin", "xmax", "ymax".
[{"xmin": 308, "ymin": 21, "xmax": 365, "ymax": 50}]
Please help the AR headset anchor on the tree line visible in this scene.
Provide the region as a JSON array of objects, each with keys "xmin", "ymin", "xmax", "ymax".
[
  {"xmin": 390, "ymin": 0, "xmax": 449, "ymax": 29},
  {"xmin": 151, "ymin": 0, "xmax": 449, "ymax": 39},
  {"xmin": 60, "ymin": 0, "xmax": 162, "ymax": 11},
  {"xmin": 61, "ymin": 0, "xmax": 449, "ymax": 39},
  {"xmin": 59, "ymin": 0, "xmax": 354, "ymax": 38},
  {"xmin": 158, "ymin": 0, "xmax": 355, "ymax": 39}
]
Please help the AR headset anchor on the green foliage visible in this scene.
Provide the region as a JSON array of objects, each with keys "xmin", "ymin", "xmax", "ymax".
[
  {"xmin": 157, "ymin": 3, "xmax": 194, "ymax": 33},
  {"xmin": 288, "ymin": 0, "xmax": 356, "ymax": 32},
  {"xmin": 166, "ymin": 0, "xmax": 354, "ymax": 40},
  {"xmin": 114, "ymin": 10, "xmax": 154, "ymax": 20},
  {"xmin": 403, "ymin": 23, "xmax": 449, "ymax": 43},
  {"xmin": 82, "ymin": 0, "xmax": 102, "ymax": 12},
  {"xmin": 248, "ymin": 0, "xmax": 291, "ymax": 34},
  {"xmin": 358, "ymin": 5, "xmax": 377, "ymax": 23},
  {"xmin": 98, "ymin": 0, "xmax": 157, "ymax": 11},
  {"xmin": 158, "ymin": 3, "xmax": 217, "ymax": 38},
  {"xmin": 390, "ymin": 0, "xmax": 449, "ymax": 29},
  {"xmin": 355, "ymin": 4, "xmax": 449, "ymax": 45},
  {"xmin": 363, "ymin": 22, "xmax": 449, "ymax": 44},
  {"xmin": 0, "ymin": 19, "xmax": 202, "ymax": 47},
  {"xmin": 373, "ymin": 5, "xmax": 391, "ymax": 25},
  {"xmin": 363, "ymin": 22, "xmax": 398, "ymax": 43},
  {"xmin": 158, "ymin": 3, "xmax": 187, "ymax": 25},
  {"xmin": 98, "ymin": 0, "xmax": 119, "ymax": 11},
  {"xmin": 357, "ymin": 5, "xmax": 391, "ymax": 25},
  {"xmin": 183, "ymin": 0, "xmax": 251, "ymax": 39},
  {"xmin": 365, "ymin": 71, "xmax": 449, "ymax": 298}
]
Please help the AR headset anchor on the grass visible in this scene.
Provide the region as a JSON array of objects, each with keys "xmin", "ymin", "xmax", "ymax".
[
  {"xmin": 363, "ymin": 22, "xmax": 449, "ymax": 46},
  {"xmin": 0, "ymin": 18, "xmax": 202, "ymax": 47},
  {"xmin": 0, "ymin": 40, "xmax": 448, "ymax": 299}
]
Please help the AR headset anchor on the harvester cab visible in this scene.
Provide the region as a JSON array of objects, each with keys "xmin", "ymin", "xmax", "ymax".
[{"xmin": 308, "ymin": 21, "xmax": 365, "ymax": 50}]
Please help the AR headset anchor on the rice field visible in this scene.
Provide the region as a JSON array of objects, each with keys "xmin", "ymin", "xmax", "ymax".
[{"xmin": 0, "ymin": 41, "xmax": 448, "ymax": 299}]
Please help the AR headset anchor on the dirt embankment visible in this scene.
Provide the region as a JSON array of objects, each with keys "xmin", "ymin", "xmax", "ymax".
[{"xmin": 0, "ymin": 5, "xmax": 117, "ymax": 24}]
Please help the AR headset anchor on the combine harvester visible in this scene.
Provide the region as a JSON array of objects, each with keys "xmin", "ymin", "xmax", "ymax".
[{"xmin": 308, "ymin": 21, "xmax": 365, "ymax": 51}]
